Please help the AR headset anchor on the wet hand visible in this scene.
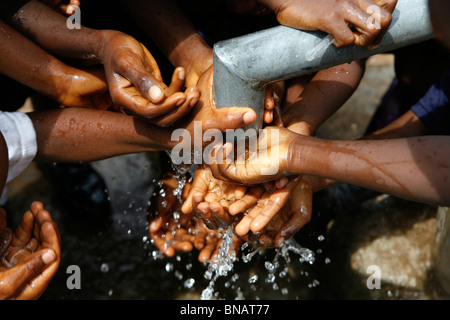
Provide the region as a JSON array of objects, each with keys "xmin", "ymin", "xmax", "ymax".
[
  {"xmin": 0, "ymin": 202, "xmax": 60, "ymax": 300},
  {"xmin": 208, "ymin": 126, "xmax": 297, "ymax": 185},
  {"xmin": 98, "ymin": 31, "xmax": 199, "ymax": 125},
  {"xmin": 58, "ymin": 66, "xmax": 112, "ymax": 110},
  {"xmin": 181, "ymin": 166, "xmax": 247, "ymax": 229},
  {"xmin": 148, "ymin": 173, "xmax": 241, "ymax": 263},
  {"xmin": 260, "ymin": 0, "xmax": 397, "ymax": 49}
]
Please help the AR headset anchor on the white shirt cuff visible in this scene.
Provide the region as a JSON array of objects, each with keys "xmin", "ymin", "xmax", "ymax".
[{"xmin": 0, "ymin": 111, "xmax": 37, "ymax": 183}]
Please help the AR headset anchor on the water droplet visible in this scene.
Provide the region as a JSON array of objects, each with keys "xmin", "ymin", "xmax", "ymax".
[
  {"xmin": 100, "ymin": 263, "xmax": 109, "ymax": 273},
  {"xmin": 184, "ymin": 278, "xmax": 195, "ymax": 289},
  {"xmin": 248, "ymin": 275, "xmax": 258, "ymax": 284},
  {"xmin": 165, "ymin": 262, "xmax": 173, "ymax": 272}
]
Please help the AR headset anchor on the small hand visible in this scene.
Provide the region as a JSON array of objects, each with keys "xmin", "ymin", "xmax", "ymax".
[
  {"xmin": 262, "ymin": 0, "xmax": 397, "ymax": 49},
  {"xmin": 208, "ymin": 126, "xmax": 297, "ymax": 185},
  {"xmin": 181, "ymin": 166, "xmax": 247, "ymax": 229},
  {"xmin": 99, "ymin": 31, "xmax": 199, "ymax": 125},
  {"xmin": 58, "ymin": 66, "xmax": 112, "ymax": 110},
  {"xmin": 0, "ymin": 202, "xmax": 60, "ymax": 300},
  {"xmin": 148, "ymin": 172, "xmax": 241, "ymax": 263}
]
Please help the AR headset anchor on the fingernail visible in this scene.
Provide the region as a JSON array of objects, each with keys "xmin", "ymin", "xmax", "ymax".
[
  {"xmin": 190, "ymin": 96, "xmax": 199, "ymax": 107},
  {"xmin": 178, "ymin": 68, "xmax": 186, "ymax": 80},
  {"xmin": 149, "ymin": 85, "xmax": 164, "ymax": 101},
  {"xmin": 243, "ymin": 111, "xmax": 256, "ymax": 124},
  {"xmin": 176, "ymin": 97, "xmax": 186, "ymax": 106},
  {"xmin": 42, "ymin": 250, "xmax": 56, "ymax": 264}
]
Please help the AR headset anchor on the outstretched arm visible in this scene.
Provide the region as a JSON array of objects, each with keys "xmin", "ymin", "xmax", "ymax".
[
  {"xmin": 28, "ymin": 108, "xmax": 176, "ymax": 163},
  {"xmin": 8, "ymin": 0, "xmax": 198, "ymax": 122},
  {"xmin": 211, "ymin": 127, "xmax": 450, "ymax": 206}
]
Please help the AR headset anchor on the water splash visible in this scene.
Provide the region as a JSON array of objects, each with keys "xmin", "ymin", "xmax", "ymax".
[{"xmin": 201, "ymin": 225, "xmax": 237, "ymax": 300}]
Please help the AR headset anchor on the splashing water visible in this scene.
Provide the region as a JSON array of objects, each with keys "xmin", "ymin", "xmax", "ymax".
[{"xmin": 201, "ymin": 225, "xmax": 237, "ymax": 300}]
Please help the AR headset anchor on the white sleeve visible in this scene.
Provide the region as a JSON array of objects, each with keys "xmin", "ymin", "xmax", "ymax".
[{"xmin": 0, "ymin": 111, "xmax": 37, "ymax": 183}]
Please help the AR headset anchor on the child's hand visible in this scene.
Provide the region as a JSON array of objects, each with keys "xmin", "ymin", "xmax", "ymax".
[
  {"xmin": 58, "ymin": 66, "xmax": 112, "ymax": 110},
  {"xmin": 259, "ymin": 0, "xmax": 397, "ymax": 49},
  {"xmin": 98, "ymin": 31, "xmax": 199, "ymax": 126},
  {"xmin": 208, "ymin": 126, "xmax": 299, "ymax": 185},
  {"xmin": 181, "ymin": 166, "xmax": 247, "ymax": 229},
  {"xmin": 0, "ymin": 202, "xmax": 60, "ymax": 300}
]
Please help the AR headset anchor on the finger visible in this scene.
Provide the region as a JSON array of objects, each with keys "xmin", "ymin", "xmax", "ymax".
[
  {"xmin": 327, "ymin": 20, "xmax": 356, "ymax": 48},
  {"xmin": 198, "ymin": 243, "xmax": 216, "ymax": 263},
  {"xmin": 149, "ymin": 87, "xmax": 199, "ymax": 127},
  {"xmin": 182, "ymin": 184, "xmax": 207, "ymax": 214},
  {"xmin": 112, "ymin": 85, "xmax": 187, "ymax": 119},
  {"xmin": 172, "ymin": 241, "xmax": 194, "ymax": 252},
  {"xmin": 194, "ymin": 226, "xmax": 207, "ymax": 250},
  {"xmin": 149, "ymin": 217, "xmax": 163, "ymax": 233},
  {"xmin": 229, "ymin": 185, "xmax": 265, "ymax": 215},
  {"xmin": 211, "ymin": 107, "xmax": 257, "ymax": 132},
  {"xmin": 274, "ymin": 182, "xmax": 313, "ymax": 247},
  {"xmin": 171, "ymin": 229, "xmax": 194, "ymax": 252},
  {"xmin": 114, "ymin": 52, "xmax": 168, "ymax": 105},
  {"xmin": 276, "ymin": 177, "xmax": 289, "ymax": 189},
  {"xmin": 210, "ymin": 202, "xmax": 234, "ymax": 226},
  {"xmin": 153, "ymin": 233, "xmax": 175, "ymax": 257},
  {"xmin": 0, "ymin": 249, "xmax": 56, "ymax": 300},
  {"xmin": 182, "ymin": 168, "xmax": 209, "ymax": 214},
  {"xmin": 373, "ymin": 0, "xmax": 397, "ymax": 13},
  {"xmin": 165, "ymin": 67, "xmax": 187, "ymax": 97},
  {"xmin": 235, "ymin": 196, "xmax": 268, "ymax": 236},
  {"xmin": 12, "ymin": 210, "xmax": 34, "ymax": 247},
  {"xmin": 264, "ymin": 110, "xmax": 274, "ymax": 124},
  {"xmin": 38, "ymin": 220, "xmax": 61, "ymax": 258},
  {"xmin": 250, "ymin": 193, "xmax": 286, "ymax": 233},
  {"xmin": 249, "ymin": 178, "xmax": 299, "ymax": 233},
  {"xmin": 351, "ymin": 0, "xmax": 393, "ymax": 48},
  {"xmin": 234, "ymin": 185, "xmax": 247, "ymax": 200},
  {"xmin": 265, "ymin": 85, "xmax": 275, "ymax": 110},
  {"xmin": 197, "ymin": 202, "xmax": 217, "ymax": 229},
  {"xmin": 365, "ymin": 0, "xmax": 397, "ymax": 48}
]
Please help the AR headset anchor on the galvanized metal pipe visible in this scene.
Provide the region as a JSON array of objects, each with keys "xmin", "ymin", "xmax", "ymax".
[{"xmin": 213, "ymin": 0, "xmax": 434, "ymax": 130}]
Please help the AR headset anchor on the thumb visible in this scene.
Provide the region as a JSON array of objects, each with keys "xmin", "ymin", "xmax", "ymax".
[{"xmin": 212, "ymin": 107, "xmax": 257, "ymax": 131}]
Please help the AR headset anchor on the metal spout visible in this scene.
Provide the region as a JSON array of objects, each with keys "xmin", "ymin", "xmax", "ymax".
[{"xmin": 213, "ymin": 0, "xmax": 434, "ymax": 131}]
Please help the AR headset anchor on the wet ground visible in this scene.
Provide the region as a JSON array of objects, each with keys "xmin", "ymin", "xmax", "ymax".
[{"xmin": 4, "ymin": 55, "xmax": 449, "ymax": 300}]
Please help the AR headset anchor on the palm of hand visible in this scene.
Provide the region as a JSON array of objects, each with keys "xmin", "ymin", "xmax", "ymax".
[
  {"xmin": 0, "ymin": 202, "xmax": 60, "ymax": 300},
  {"xmin": 182, "ymin": 166, "xmax": 247, "ymax": 229}
]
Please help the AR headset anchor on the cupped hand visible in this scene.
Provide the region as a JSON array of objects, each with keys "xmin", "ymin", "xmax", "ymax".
[
  {"xmin": 181, "ymin": 166, "xmax": 248, "ymax": 229},
  {"xmin": 148, "ymin": 172, "xmax": 242, "ymax": 263},
  {"xmin": 208, "ymin": 126, "xmax": 298, "ymax": 185},
  {"xmin": 0, "ymin": 202, "xmax": 60, "ymax": 300},
  {"xmin": 98, "ymin": 31, "xmax": 199, "ymax": 125}
]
